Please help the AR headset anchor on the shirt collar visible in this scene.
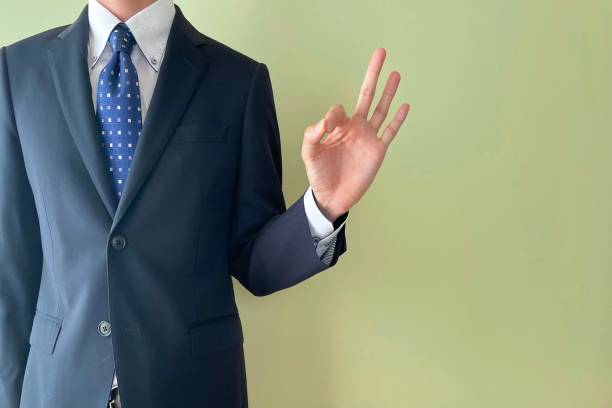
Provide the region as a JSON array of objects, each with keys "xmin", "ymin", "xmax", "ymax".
[{"xmin": 87, "ymin": 0, "xmax": 176, "ymax": 72}]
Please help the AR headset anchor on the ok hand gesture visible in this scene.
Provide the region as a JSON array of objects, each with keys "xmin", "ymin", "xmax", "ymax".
[{"xmin": 301, "ymin": 48, "xmax": 410, "ymax": 221}]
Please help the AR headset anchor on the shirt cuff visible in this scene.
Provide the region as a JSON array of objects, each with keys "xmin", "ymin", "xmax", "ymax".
[
  {"xmin": 303, "ymin": 185, "xmax": 348, "ymax": 259},
  {"xmin": 304, "ymin": 185, "xmax": 334, "ymax": 238}
]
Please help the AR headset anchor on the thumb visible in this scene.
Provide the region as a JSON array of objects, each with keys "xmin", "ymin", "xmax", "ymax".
[
  {"xmin": 303, "ymin": 117, "xmax": 326, "ymax": 146},
  {"xmin": 303, "ymin": 104, "xmax": 349, "ymax": 146},
  {"xmin": 301, "ymin": 117, "xmax": 326, "ymax": 162}
]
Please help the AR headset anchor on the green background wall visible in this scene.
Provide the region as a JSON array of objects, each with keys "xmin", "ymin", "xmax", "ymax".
[{"xmin": 3, "ymin": 1, "xmax": 612, "ymax": 406}]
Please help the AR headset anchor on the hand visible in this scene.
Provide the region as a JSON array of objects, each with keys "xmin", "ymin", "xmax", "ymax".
[{"xmin": 301, "ymin": 48, "xmax": 410, "ymax": 222}]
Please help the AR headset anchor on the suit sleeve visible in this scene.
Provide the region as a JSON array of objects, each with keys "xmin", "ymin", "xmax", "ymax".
[
  {"xmin": 229, "ymin": 62, "xmax": 347, "ymax": 296},
  {"xmin": 0, "ymin": 46, "xmax": 43, "ymax": 407}
]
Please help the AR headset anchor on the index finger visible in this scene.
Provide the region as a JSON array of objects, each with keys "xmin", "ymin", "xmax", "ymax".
[{"xmin": 354, "ymin": 48, "xmax": 387, "ymax": 118}]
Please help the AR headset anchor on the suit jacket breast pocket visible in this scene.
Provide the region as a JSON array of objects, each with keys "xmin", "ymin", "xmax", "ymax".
[{"xmin": 169, "ymin": 123, "xmax": 228, "ymax": 144}]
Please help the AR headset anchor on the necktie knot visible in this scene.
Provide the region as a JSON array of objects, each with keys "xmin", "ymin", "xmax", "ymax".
[{"xmin": 108, "ymin": 23, "xmax": 136, "ymax": 54}]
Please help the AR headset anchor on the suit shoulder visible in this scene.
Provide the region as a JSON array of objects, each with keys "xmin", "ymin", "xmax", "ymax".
[
  {"xmin": 197, "ymin": 33, "xmax": 263, "ymax": 79},
  {"xmin": 2, "ymin": 25, "xmax": 67, "ymax": 84},
  {"xmin": 3, "ymin": 24, "xmax": 67, "ymax": 55},
  {"xmin": 205, "ymin": 36, "xmax": 259, "ymax": 66}
]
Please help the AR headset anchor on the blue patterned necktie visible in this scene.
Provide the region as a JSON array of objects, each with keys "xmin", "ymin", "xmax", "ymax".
[{"xmin": 96, "ymin": 22, "xmax": 143, "ymax": 205}]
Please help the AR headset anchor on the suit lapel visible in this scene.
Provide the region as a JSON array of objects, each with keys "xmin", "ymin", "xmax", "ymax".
[
  {"xmin": 47, "ymin": 5, "xmax": 118, "ymax": 220},
  {"xmin": 112, "ymin": 5, "xmax": 209, "ymax": 230},
  {"xmin": 46, "ymin": 4, "xmax": 210, "ymax": 227}
]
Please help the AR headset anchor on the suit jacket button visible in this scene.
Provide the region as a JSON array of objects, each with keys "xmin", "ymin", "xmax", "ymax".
[
  {"xmin": 110, "ymin": 234, "xmax": 127, "ymax": 251},
  {"xmin": 98, "ymin": 320, "xmax": 112, "ymax": 337}
]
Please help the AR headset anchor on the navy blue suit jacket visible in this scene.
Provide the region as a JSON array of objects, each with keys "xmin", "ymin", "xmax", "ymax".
[{"xmin": 0, "ymin": 4, "xmax": 347, "ymax": 407}]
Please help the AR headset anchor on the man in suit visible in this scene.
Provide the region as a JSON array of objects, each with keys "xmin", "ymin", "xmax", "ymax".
[{"xmin": 0, "ymin": 0, "xmax": 409, "ymax": 406}]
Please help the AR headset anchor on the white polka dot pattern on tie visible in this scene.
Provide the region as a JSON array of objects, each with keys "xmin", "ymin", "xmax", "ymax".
[{"xmin": 95, "ymin": 23, "xmax": 143, "ymax": 203}]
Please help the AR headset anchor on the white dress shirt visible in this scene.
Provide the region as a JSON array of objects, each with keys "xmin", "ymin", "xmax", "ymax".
[{"xmin": 87, "ymin": 0, "xmax": 347, "ymax": 397}]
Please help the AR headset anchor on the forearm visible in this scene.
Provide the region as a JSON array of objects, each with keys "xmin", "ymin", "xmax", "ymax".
[{"xmin": 232, "ymin": 190, "xmax": 346, "ymax": 296}]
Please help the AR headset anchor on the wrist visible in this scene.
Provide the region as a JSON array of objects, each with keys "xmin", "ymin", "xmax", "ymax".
[{"xmin": 311, "ymin": 191, "xmax": 343, "ymax": 223}]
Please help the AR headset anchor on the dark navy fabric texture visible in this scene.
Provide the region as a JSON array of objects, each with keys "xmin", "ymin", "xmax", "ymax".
[{"xmin": 0, "ymin": 4, "xmax": 347, "ymax": 408}]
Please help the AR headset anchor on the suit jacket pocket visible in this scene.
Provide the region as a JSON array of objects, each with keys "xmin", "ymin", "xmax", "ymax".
[
  {"xmin": 28, "ymin": 310, "xmax": 62, "ymax": 354},
  {"xmin": 169, "ymin": 123, "xmax": 228, "ymax": 144},
  {"xmin": 189, "ymin": 312, "xmax": 244, "ymax": 356}
]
